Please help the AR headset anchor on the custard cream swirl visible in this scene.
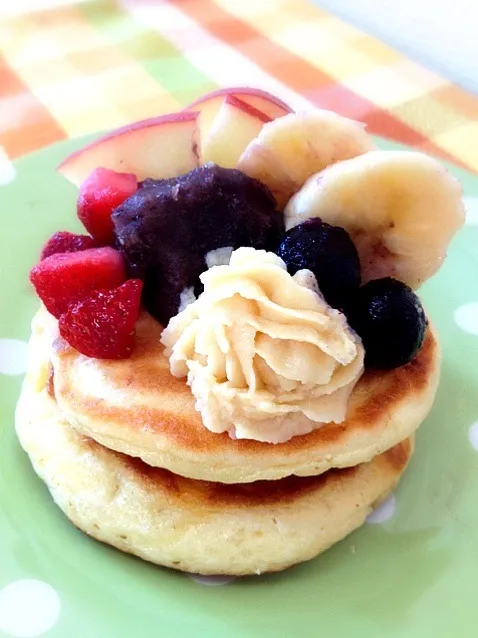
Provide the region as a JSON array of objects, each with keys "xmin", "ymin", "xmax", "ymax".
[{"xmin": 161, "ymin": 248, "xmax": 364, "ymax": 443}]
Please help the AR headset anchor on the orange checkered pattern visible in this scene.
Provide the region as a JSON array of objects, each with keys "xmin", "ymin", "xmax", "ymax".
[{"xmin": 1, "ymin": 0, "xmax": 477, "ymax": 171}]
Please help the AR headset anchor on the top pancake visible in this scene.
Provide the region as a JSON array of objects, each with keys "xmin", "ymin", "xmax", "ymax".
[{"xmin": 36, "ymin": 306, "xmax": 440, "ymax": 483}]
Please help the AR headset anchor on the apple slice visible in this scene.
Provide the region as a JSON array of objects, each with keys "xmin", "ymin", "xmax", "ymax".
[
  {"xmin": 58, "ymin": 112, "xmax": 200, "ymax": 186},
  {"xmin": 186, "ymin": 87, "xmax": 292, "ymax": 122},
  {"xmin": 185, "ymin": 87, "xmax": 292, "ymax": 156},
  {"xmin": 201, "ymin": 95, "xmax": 272, "ymax": 167}
]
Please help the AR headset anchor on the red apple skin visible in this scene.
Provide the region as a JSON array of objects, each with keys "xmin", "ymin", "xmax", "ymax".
[
  {"xmin": 58, "ymin": 112, "xmax": 198, "ymax": 171},
  {"xmin": 223, "ymin": 94, "xmax": 273, "ymax": 124},
  {"xmin": 185, "ymin": 87, "xmax": 293, "ymax": 118},
  {"xmin": 57, "ymin": 111, "xmax": 200, "ymax": 185}
]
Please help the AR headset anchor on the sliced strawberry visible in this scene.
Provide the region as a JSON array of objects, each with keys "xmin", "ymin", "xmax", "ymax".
[
  {"xmin": 77, "ymin": 167, "xmax": 138, "ymax": 244},
  {"xmin": 59, "ymin": 279, "xmax": 143, "ymax": 359},
  {"xmin": 30, "ymin": 247, "xmax": 126, "ymax": 318},
  {"xmin": 40, "ymin": 231, "xmax": 99, "ymax": 260}
]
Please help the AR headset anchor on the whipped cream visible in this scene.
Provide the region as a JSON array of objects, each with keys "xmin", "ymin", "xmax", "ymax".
[{"xmin": 161, "ymin": 248, "xmax": 364, "ymax": 443}]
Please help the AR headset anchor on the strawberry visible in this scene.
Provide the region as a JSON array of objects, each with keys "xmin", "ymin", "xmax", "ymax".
[
  {"xmin": 40, "ymin": 231, "xmax": 98, "ymax": 260},
  {"xmin": 59, "ymin": 279, "xmax": 143, "ymax": 359},
  {"xmin": 77, "ymin": 167, "xmax": 138, "ymax": 244},
  {"xmin": 30, "ymin": 247, "xmax": 126, "ymax": 318}
]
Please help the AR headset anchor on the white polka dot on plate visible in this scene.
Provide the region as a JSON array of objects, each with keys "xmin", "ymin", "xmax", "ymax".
[
  {"xmin": 188, "ymin": 574, "xmax": 236, "ymax": 586},
  {"xmin": 366, "ymin": 493, "xmax": 396, "ymax": 524},
  {"xmin": 0, "ymin": 579, "xmax": 61, "ymax": 638},
  {"xmin": 0, "ymin": 147, "xmax": 16, "ymax": 186},
  {"xmin": 463, "ymin": 196, "xmax": 478, "ymax": 226},
  {"xmin": 454, "ymin": 302, "xmax": 478, "ymax": 336},
  {"xmin": 468, "ymin": 422, "xmax": 478, "ymax": 451},
  {"xmin": 0, "ymin": 339, "xmax": 29, "ymax": 375}
]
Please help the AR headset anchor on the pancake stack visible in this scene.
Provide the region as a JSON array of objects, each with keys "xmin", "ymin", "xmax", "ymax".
[
  {"xmin": 16, "ymin": 89, "xmax": 458, "ymax": 575},
  {"xmin": 15, "ymin": 306, "xmax": 440, "ymax": 575}
]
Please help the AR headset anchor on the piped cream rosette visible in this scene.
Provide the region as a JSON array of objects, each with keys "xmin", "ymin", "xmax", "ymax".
[{"xmin": 161, "ymin": 248, "xmax": 364, "ymax": 443}]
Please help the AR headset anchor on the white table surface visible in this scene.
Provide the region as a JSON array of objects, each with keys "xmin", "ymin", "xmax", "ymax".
[{"xmin": 313, "ymin": 0, "xmax": 478, "ymax": 94}]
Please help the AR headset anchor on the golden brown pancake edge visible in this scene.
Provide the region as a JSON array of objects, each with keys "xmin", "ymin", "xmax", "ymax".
[{"xmin": 36, "ymin": 307, "xmax": 439, "ymax": 483}]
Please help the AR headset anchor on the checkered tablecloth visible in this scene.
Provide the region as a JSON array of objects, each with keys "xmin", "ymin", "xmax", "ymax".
[{"xmin": 1, "ymin": 0, "xmax": 477, "ymax": 172}]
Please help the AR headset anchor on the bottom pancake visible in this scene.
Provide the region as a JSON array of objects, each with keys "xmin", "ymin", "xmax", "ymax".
[{"xmin": 15, "ymin": 369, "xmax": 414, "ymax": 576}]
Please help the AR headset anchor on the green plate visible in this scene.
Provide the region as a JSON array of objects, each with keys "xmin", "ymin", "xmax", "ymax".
[{"xmin": 0, "ymin": 137, "xmax": 477, "ymax": 638}]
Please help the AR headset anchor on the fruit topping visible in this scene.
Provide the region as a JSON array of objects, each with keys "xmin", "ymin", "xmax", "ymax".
[
  {"xmin": 345, "ymin": 277, "xmax": 428, "ymax": 369},
  {"xmin": 57, "ymin": 112, "xmax": 200, "ymax": 186},
  {"xmin": 276, "ymin": 218, "xmax": 361, "ymax": 309},
  {"xmin": 77, "ymin": 168, "xmax": 138, "ymax": 244},
  {"xmin": 113, "ymin": 164, "xmax": 283, "ymax": 325},
  {"xmin": 285, "ymin": 150, "xmax": 465, "ymax": 289},
  {"xmin": 30, "ymin": 247, "xmax": 126, "ymax": 319},
  {"xmin": 59, "ymin": 279, "xmax": 143, "ymax": 359},
  {"xmin": 200, "ymin": 95, "xmax": 272, "ymax": 168},
  {"xmin": 237, "ymin": 110, "xmax": 375, "ymax": 209},
  {"xmin": 185, "ymin": 87, "xmax": 292, "ymax": 126},
  {"xmin": 45, "ymin": 93, "xmax": 462, "ymax": 366},
  {"xmin": 40, "ymin": 231, "xmax": 98, "ymax": 260}
]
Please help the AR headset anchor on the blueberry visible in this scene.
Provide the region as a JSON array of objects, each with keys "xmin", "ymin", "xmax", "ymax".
[
  {"xmin": 276, "ymin": 218, "xmax": 361, "ymax": 309},
  {"xmin": 345, "ymin": 277, "xmax": 428, "ymax": 369}
]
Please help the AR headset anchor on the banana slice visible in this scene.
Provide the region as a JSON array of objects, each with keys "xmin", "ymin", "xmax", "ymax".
[
  {"xmin": 284, "ymin": 150, "xmax": 465, "ymax": 289},
  {"xmin": 236, "ymin": 110, "xmax": 375, "ymax": 209}
]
